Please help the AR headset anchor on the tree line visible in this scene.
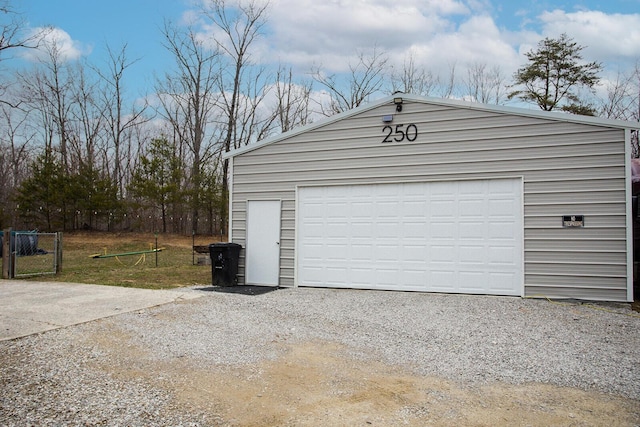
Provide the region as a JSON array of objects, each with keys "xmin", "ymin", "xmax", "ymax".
[{"xmin": 1, "ymin": 0, "xmax": 639, "ymax": 234}]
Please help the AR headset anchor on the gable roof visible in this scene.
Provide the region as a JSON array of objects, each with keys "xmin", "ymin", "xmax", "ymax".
[{"xmin": 224, "ymin": 93, "xmax": 640, "ymax": 159}]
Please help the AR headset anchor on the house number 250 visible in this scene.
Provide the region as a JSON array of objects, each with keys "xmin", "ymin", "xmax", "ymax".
[{"xmin": 382, "ymin": 123, "xmax": 418, "ymax": 143}]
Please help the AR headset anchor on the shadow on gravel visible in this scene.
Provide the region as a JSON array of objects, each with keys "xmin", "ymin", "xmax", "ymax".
[{"xmin": 195, "ymin": 285, "xmax": 280, "ymax": 296}]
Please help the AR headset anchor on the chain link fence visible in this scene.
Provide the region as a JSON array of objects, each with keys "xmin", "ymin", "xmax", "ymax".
[{"xmin": 2, "ymin": 231, "xmax": 62, "ymax": 278}]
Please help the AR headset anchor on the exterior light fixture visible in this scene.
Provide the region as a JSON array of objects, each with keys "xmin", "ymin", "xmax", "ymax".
[{"xmin": 393, "ymin": 97, "xmax": 403, "ymax": 112}]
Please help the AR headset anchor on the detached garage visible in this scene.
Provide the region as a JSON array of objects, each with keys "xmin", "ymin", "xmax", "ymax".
[{"xmin": 225, "ymin": 94, "xmax": 638, "ymax": 302}]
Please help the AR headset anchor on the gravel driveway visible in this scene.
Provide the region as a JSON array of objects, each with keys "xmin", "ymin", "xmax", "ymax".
[{"xmin": 1, "ymin": 286, "xmax": 639, "ymax": 426}]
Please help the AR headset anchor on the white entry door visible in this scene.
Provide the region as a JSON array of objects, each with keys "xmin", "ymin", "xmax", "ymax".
[
  {"xmin": 297, "ymin": 179, "xmax": 523, "ymax": 296},
  {"xmin": 246, "ymin": 200, "xmax": 281, "ymax": 286}
]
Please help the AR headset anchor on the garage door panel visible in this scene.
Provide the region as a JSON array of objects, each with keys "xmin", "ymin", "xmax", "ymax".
[
  {"xmin": 459, "ymin": 222, "xmax": 485, "ymax": 239},
  {"xmin": 351, "ymin": 267, "xmax": 374, "ymax": 283},
  {"xmin": 459, "ymin": 271, "xmax": 486, "ymax": 287},
  {"xmin": 489, "ymin": 272, "xmax": 519, "ymax": 289},
  {"xmin": 352, "ymin": 223, "xmax": 374, "ymax": 238},
  {"xmin": 459, "ymin": 200, "xmax": 485, "ymax": 211},
  {"xmin": 297, "ymin": 179, "xmax": 523, "ymax": 296},
  {"xmin": 432, "ymin": 222, "xmax": 456, "ymax": 239},
  {"xmin": 377, "ymin": 245, "xmax": 400, "ymax": 262},
  {"xmin": 459, "ymin": 245, "xmax": 485, "ymax": 263},
  {"xmin": 326, "ymin": 244, "xmax": 348, "ymax": 260},
  {"xmin": 489, "ymin": 222, "xmax": 517, "ymax": 238},
  {"xmin": 404, "ymin": 200, "xmax": 428, "ymax": 216},
  {"xmin": 403, "ymin": 222, "xmax": 427, "ymax": 237},
  {"xmin": 378, "ymin": 222, "xmax": 401, "ymax": 238},
  {"xmin": 489, "ymin": 199, "xmax": 517, "ymax": 216},
  {"xmin": 431, "ymin": 245, "xmax": 455, "ymax": 261},
  {"xmin": 402, "ymin": 245, "xmax": 428, "ymax": 261},
  {"xmin": 352, "ymin": 243, "xmax": 373, "ymax": 259},
  {"xmin": 431, "ymin": 200, "xmax": 456, "ymax": 217},
  {"xmin": 430, "ymin": 270, "xmax": 456, "ymax": 291},
  {"xmin": 488, "ymin": 252, "xmax": 517, "ymax": 266},
  {"xmin": 302, "ymin": 222, "xmax": 324, "ymax": 237}
]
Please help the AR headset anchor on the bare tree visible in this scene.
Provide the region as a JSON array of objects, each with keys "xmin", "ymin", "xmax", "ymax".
[
  {"xmin": 200, "ymin": 0, "xmax": 270, "ymax": 234},
  {"xmin": 94, "ymin": 43, "xmax": 149, "ymax": 198},
  {"xmin": 599, "ymin": 64, "xmax": 640, "ymax": 122},
  {"xmin": 0, "ymin": 0, "xmax": 42, "ymax": 54},
  {"xmin": 464, "ymin": 62, "xmax": 507, "ymax": 104},
  {"xmin": 389, "ymin": 53, "xmax": 439, "ymax": 97},
  {"xmin": 0, "ymin": 0, "xmax": 50, "ymax": 107},
  {"xmin": 599, "ymin": 62, "xmax": 640, "ymax": 157},
  {"xmin": 0, "ymin": 102, "xmax": 35, "ymax": 226},
  {"xmin": 273, "ymin": 64, "xmax": 312, "ymax": 132},
  {"xmin": 17, "ymin": 38, "xmax": 74, "ymax": 172},
  {"xmin": 0, "ymin": 103, "xmax": 32, "ymax": 185},
  {"xmin": 68, "ymin": 62, "xmax": 103, "ymax": 169},
  {"xmin": 156, "ymin": 21, "xmax": 220, "ymax": 234},
  {"xmin": 438, "ymin": 62, "xmax": 458, "ymax": 99},
  {"xmin": 311, "ymin": 47, "xmax": 389, "ymax": 116},
  {"xmin": 232, "ymin": 66, "xmax": 277, "ymax": 146},
  {"xmin": 202, "ymin": 0, "xmax": 270, "ymax": 149}
]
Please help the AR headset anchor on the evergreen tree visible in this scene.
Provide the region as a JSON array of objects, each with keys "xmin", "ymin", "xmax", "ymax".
[
  {"xmin": 128, "ymin": 137, "xmax": 183, "ymax": 233},
  {"xmin": 509, "ymin": 33, "xmax": 602, "ymax": 115},
  {"xmin": 15, "ymin": 149, "xmax": 66, "ymax": 231},
  {"xmin": 68, "ymin": 164, "xmax": 122, "ymax": 230}
]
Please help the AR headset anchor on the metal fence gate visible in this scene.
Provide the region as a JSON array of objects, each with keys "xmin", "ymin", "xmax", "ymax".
[{"xmin": 3, "ymin": 231, "xmax": 61, "ymax": 278}]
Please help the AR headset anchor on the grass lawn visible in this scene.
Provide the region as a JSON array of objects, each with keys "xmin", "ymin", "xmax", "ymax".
[{"xmin": 32, "ymin": 232, "xmax": 224, "ymax": 290}]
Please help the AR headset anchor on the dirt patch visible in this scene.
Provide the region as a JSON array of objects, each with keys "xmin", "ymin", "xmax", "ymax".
[{"xmin": 88, "ymin": 330, "xmax": 640, "ymax": 426}]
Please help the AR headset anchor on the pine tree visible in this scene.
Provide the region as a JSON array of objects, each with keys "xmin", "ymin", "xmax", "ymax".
[
  {"xmin": 128, "ymin": 137, "xmax": 184, "ymax": 233},
  {"xmin": 509, "ymin": 33, "xmax": 602, "ymax": 115}
]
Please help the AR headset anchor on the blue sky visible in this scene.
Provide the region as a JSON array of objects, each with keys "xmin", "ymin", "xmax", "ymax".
[
  {"xmin": 16, "ymin": 0, "xmax": 640, "ymax": 100},
  {"xmin": 21, "ymin": 0, "xmax": 186, "ymax": 97}
]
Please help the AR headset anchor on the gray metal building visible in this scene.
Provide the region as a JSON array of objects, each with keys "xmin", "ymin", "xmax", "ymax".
[{"xmin": 224, "ymin": 94, "xmax": 638, "ymax": 302}]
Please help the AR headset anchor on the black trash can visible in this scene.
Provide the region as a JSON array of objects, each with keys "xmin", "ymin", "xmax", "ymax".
[{"xmin": 209, "ymin": 243, "xmax": 242, "ymax": 286}]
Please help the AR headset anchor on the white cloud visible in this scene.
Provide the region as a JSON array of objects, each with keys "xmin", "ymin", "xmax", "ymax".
[
  {"xmin": 176, "ymin": 0, "xmax": 639, "ymax": 104},
  {"xmin": 265, "ymin": 0, "xmax": 469, "ymax": 72},
  {"xmin": 260, "ymin": 1, "xmax": 524, "ymax": 95},
  {"xmin": 21, "ymin": 27, "xmax": 91, "ymax": 62},
  {"xmin": 539, "ymin": 10, "xmax": 640, "ymax": 61},
  {"xmin": 419, "ymin": 15, "xmax": 521, "ymax": 72}
]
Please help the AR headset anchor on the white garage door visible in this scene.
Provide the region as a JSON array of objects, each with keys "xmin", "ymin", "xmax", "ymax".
[{"xmin": 297, "ymin": 179, "xmax": 523, "ymax": 296}]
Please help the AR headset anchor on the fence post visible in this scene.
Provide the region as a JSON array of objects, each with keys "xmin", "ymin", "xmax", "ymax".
[
  {"xmin": 2, "ymin": 228, "xmax": 12, "ymax": 279},
  {"xmin": 56, "ymin": 232, "xmax": 63, "ymax": 273}
]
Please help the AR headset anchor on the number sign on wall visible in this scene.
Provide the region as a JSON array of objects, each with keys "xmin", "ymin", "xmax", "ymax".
[{"xmin": 382, "ymin": 124, "xmax": 418, "ymax": 143}]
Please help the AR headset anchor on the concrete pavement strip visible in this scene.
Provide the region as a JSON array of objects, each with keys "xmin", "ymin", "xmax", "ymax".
[{"xmin": 0, "ymin": 280, "xmax": 203, "ymax": 341}]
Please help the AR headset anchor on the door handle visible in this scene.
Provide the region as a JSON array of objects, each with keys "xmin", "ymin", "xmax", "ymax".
[{"xmin": 276, "ymin": 241, "xmax": 280, "ymax": 245}]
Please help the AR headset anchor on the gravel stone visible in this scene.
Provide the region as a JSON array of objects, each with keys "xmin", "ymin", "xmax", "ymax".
[{"xmin": 1, "ymin": 286, "xmax": 638, "ymax": 425}]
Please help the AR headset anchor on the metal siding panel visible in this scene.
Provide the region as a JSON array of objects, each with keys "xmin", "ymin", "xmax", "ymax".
[
  {"xmin": 525, "ymin": 215, "xmax": 626, "ymax": 228},
  {"xmin": 525, "ymin": 202, "xmax": 625, "ymax": 216},
  {"xmin": 524, "ymin": 228, "xmax": 627, "ymax": 239},
  {"xmin": 525, "ymin": 178, "xmax": 626, "ymax": 192},
  {"xmin": 232, "ymin": 156, "xmax": 625, "ymax": 186},
  {"xmin": 527, "ymin": 262, "xmax": 627, "ymax": 277},
  {"xmin": 525, "ymin": 238, "xmax": 626, "ymax": 252},
  {"xmin": 525, "ymin": 191, "xmax": 625, "ymax": 205},
  {"xmin": 237, "ymin": 132, "xmax": 621, "ymax": 162},
  {"xmin": 233, "ymin": 150, "xmax": 624, "ymax": 176},
  {"xmin": 525, "ymin": 274, "xmax": 627, "ymax": 288},
  {"xmin": 526, "ymin": 251, "xmax": 626, "ymax": 264},
  {"xmin": 524, "ymin": 285, "xmax": 628, "ymax": 302},
  {"xmin": 251, "ymin": 121, "xmax": 609, "ymax": 152},
  {"xmin": 230, "ymin": 100, "xmax": 628, "ymax": 300}
]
